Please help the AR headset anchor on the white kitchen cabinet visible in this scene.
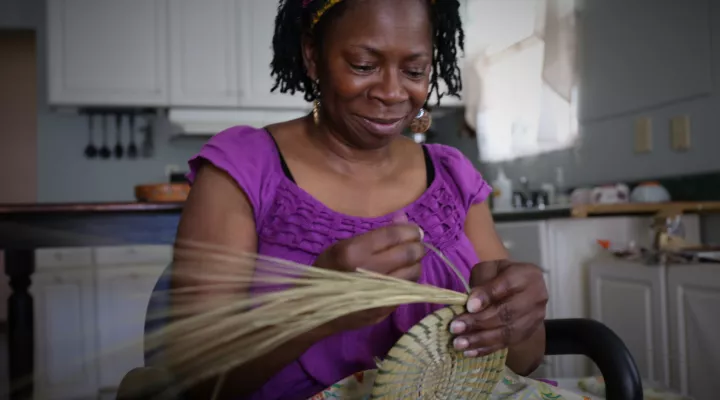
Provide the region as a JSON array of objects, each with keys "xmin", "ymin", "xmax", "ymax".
[
  {"xmin": 32, "ymin": 248, "xmax": 97, "ymax": 400},
  {"xmin": 236, "ymin": 0, "xmax": 309, "ymax": 109},
  {"xmin": 47, "ymin": 0, "xmax": 169, "ymax": 107},
  {"xmin": 667, "ymin": 263, "xmax": 720, "ymax": 400},
  {"xmin": 32, "ymin": 245, "xmax": 171, "ymax": 398},
  {"xmin": 94, "ymin": 245, "xmax": 170, "ymax": 392},
  {"xmin": 169, "ymin": 0, "xmax": 241, "ymax": 107},
  {"xmin": 589, "ymin": 260, "xmax": 720, "ymax": 398},
  {"xmin": 494, "ymin": 214, "xmax": 701, "ymax": 379},
  {"xmin": 494, "ymin": 221, "xmax": 554, "ymax": 378},
  {"xmin": 589, "ymin": 260, "xmax": 669, "ymax": 386}
]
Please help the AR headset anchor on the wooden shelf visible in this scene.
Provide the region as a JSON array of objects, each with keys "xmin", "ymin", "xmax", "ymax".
[{"xmin": 571, "ymin": 202, "xmax": 720, "ymax": 218}]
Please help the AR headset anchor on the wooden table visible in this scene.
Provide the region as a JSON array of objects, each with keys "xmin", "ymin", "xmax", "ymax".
[{"xmin": 0, "ymin": 202, "xmax": 183, "ymax": 400}]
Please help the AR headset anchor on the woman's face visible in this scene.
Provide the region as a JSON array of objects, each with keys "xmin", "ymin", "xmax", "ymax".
[{"xmin": 303, "ymin": 0, "xmax": 433, "ymax": 149}]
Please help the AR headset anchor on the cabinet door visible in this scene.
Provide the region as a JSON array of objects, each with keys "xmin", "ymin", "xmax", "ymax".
[
  {"xmin": 236, "ymin": 0, "xmax": 310, "ymax": 110},
  {"xmin": 667, "ymin": 264, "xmax": 720, "ymax": 399},
  {"xmin": 579, "ymin": 0, "xmax": 712, "ymax": 121},
  {"xmin": 47, "ymin": 0, "xmax": 169, "ymax": 106},
  {"xmin": 495, "ymin": 221, "xmax": 557, "ymax": 378},
  {"xmin": 32, "ymin": 268, "xmax": 97, "ymax": 400},
  {"xmin": 169, "ymin": 0, "xmax": 240, "ymax": 107},
  {"xmin": 589, "ymin": 259, "xmax": 669, "ymax": 386},
  {"xmin": 95, "ymin": 264, "xmax": 166, "ymax": 390}
]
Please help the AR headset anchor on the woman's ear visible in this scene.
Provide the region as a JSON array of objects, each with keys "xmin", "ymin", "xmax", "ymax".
[{"xmin": 301, "ymin": 33, "xmax": 318, "ymax": 81}]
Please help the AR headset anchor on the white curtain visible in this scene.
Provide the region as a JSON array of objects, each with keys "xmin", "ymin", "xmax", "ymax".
[{"xmin": 463, "ymin": 0, "xmax": 578, "ymax": 163}]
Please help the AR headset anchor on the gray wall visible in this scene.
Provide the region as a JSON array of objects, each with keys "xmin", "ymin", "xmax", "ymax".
[
  {"xmin": 435, "ymin": 0, "xmax": 720, "ymax": 191},
  {"xmin": 2, "ymin": 0, "xmax": 206, "ymax": 203}
]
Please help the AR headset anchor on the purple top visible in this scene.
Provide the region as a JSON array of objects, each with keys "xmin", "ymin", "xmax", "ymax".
[{"xmin": 187, "ymin": 126, "xmax": 492, "ymax": 400}]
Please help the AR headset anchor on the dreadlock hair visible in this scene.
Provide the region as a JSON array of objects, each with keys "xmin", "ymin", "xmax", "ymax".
[{"xmin": 270, "ymin": 0, "xmax": 464, "ymax": 106}]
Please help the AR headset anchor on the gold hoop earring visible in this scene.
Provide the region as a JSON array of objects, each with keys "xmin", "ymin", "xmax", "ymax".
[
  {"xmin": 409, "ymin": 108, "xmax": 432, "ymax": 133},
  {"xmin": 311, "ymin": 79, "xmax": 321, "ymax": 126},
  {"xmin": 312, "ymin": 99, "xmax": 321, "ymax": 126}
]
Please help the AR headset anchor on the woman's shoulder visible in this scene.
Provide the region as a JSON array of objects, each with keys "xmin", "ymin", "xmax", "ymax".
[
  {"xmin": 424, "ymin": 143, "xmax": 492, "ymax": 209},
  {"xmin": 186, "ymin": 125, "xmax": 284, "ymax": 221},
  {"xmin": 198, "ymin": 124, "xmax": 277, "ymax": 155},
  {"xmin": 424, "ymin": 143, "xmax": 472, "ymax": 166}
]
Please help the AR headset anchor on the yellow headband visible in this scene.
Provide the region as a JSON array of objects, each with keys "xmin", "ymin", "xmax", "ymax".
[{"xmin": 310, "ymin": 0, "xmax": 438, "ymax": 28}]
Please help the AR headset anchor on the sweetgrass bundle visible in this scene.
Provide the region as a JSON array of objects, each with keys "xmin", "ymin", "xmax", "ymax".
[{"xmin": 144, "ymin": 239, "xmax": 508, "ymax": 399}]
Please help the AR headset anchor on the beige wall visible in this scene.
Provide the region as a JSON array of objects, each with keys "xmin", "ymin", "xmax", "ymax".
[{"xmin": 0, "ymin": 30, "xmax": 38, "ymax": 321}]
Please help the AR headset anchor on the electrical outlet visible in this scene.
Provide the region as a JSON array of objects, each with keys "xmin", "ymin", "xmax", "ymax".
[
  {"xmin": 670, "ymin": 115, "xmax": 691, "ymax": 151},
  {"xmin": 634, "ymin": 117, "xmax": 652, "ymax": 153}
]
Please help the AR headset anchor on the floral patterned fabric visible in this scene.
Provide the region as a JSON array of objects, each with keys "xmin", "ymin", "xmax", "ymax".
[{"xmin": 308, "ymin": 368, "xmax": 693, "ymax": 400}]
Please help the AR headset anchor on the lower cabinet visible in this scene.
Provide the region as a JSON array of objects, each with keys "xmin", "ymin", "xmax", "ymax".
[
  {"xmin": 32, "ymin": 245, "xmax": 171, "ymax": 400},
  {"xmin": 590, "ymin": 259, "xmax": 720, "ymax": 399},
  {"xmin": 32, "ymin": 248, "xmax": 97, "ymax": 400},
  {"xmin": 94, "ymin": 246, "xmax": 169, "ymax": 392},
  {"xmin": 495, "ymin": 214, "xmax": 701, "ymax": 379}
]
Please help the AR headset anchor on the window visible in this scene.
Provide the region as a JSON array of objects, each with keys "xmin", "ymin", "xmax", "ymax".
[{"xmin": 464, "ymin": 0, "xmax": 578, "ymax": 163}]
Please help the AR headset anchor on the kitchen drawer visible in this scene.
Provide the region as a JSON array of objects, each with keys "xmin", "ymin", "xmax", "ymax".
[
  {"xmin": 35, "ymin": 247, "xmax": 94, "ymax": 270},
  {"xmin": 94, "ymin": 245, "xmax": 173, "ymax": 266},
  {"xmin": 495, "ymin": 221, "xmax": 546, "ymax": 268}
]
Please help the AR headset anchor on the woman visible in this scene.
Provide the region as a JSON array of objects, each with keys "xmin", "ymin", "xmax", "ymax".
[{"xmin": 171, "ymin": 0, "xmax": 548, "ymax": 398}]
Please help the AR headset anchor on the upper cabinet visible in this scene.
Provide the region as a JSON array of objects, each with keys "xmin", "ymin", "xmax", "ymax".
[
  {"xmin": 168, "ymin": 0, "xmax": 240, "ymax": 107},
  {"xmin": 47, "ymin": 0, "xmax": 308, "ymax": 109},
  {"xmin": 47, "ymin": 0, "xmax": 169, "ymax": 106},
  {"xmin": 47, "ymin": 1, "xmax": 473, "ymax": 109},
  {"xmin": 236, "ymin": 0, "xmax": 308, "ymax": 109},
  {"xmin": 579, "ymin": 0, "xmax": 712, "ymax": 121}
]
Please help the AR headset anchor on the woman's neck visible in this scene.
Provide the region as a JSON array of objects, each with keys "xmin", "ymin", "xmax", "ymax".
[{"xmin": 306, "ymin": 118, "xmax": 401, "ymax": 179}]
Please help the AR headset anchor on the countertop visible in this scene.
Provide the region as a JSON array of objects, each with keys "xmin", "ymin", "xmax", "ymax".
[
  {"xmin": 3, "ymin": 201, "xmax": 720, "ymax": 221},
  {"xmin": 0, "ymin": 202, "xmax": 184, "ymax": 215},
  {"xmin": 0, "ymin": 201, "xmax": 569, "ymax": 221}
]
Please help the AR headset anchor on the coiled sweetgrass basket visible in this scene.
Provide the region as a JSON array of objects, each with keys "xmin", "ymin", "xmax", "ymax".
[{"xmin": 371, "ymin": 305, "xmax": 508, "ymax": 399}]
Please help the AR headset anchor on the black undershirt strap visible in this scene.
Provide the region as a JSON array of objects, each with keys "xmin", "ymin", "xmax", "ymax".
[{"xmin": 265, "ymin": 130, "xmax": 435, "ymax": 188}]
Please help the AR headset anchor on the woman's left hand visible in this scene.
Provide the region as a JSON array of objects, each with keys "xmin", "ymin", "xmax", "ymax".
[{"xmin": 449, "ymin": 259, "xmax": 548, "ymax": 357}]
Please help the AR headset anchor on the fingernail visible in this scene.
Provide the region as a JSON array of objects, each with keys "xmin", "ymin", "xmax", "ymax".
[
  {"xmin": 476, "ymin": 348, "xmax": 491, "ymax": 356},
  {"xmin": 418, "ymin": 227, "xmax": 425, "ymax": 241},
  {"xmin": 449, "ymin": 321, "xmax": 466, "ymax": 334},
  {"xmin": 467, "ymin": 298, "xmax": 482, "ymax": 313},
  {"xmin": 464, "ymin": 350, "xmax": 479, "ymax": 358},
  {"xmin": 453, "ymin": 338, "xmax": 469, "ymax": 350}
]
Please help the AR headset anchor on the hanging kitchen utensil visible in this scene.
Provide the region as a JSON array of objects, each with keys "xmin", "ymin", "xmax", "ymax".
[
  {"xmin": 84, "ymin": 113, "xmax": 98, "ymax": 159},
  {"xmin": 141, "ymin": 114, "xmax": 154, "ymax": 158},
  {"xmin": 114, "ymin": 113, "xmax": 124, "ymax": 159},
  {"xmin": 127, "ymin": 113, "xmax": 138, "ymax": 159},
  {"xmin": 99, "ymin": 114, "xmax": 111, "ymax": 159}
]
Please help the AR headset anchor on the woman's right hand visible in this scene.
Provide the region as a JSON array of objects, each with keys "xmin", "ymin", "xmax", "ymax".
[{"xmin": 312, "ymin": 219, "xmax": 425, "ymax": 335}]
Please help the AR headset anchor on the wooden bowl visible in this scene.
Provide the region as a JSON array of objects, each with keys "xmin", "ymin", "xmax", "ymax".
[{"xmin": 135, "ymin": 183, "xmax": 190, "ymax": 203}]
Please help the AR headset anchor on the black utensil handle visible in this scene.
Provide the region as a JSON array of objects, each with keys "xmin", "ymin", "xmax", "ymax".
[
  {"xmin": 88, "ymin": 114, "xmax": 94, "ymax": 142},
  {"xmin": 116, "ymin": 114, "xmax": 123, "ymax": 144},
  {"xmin": 102, "ymin": 115, "xmax": 108, "ymax": 144}
]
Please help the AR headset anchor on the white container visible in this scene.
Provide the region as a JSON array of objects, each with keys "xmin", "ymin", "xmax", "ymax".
[
  {"xmin": 491, "ymin": 168, "xmax": 513, "ymax": 211},
  {"xmin": 630, "ymin": 182, "xmax": 671, "ymax": 203}
]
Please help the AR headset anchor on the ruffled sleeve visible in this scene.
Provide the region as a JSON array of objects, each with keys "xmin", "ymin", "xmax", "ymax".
[
  {"xmin": 186, "ymin": 126, "xmax": 281, "ymax": 225},
  {"xmin": 427, "ymin": 144, "xmax": 493, "ymax": 210}
]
